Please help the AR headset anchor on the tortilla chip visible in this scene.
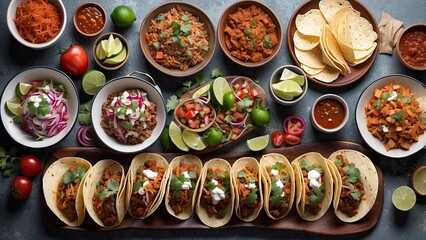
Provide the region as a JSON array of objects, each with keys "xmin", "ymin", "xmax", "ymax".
[
  {"xmin": 319, "ymin": 0, "xmax": 352, "ymax": 23},
  {"xmin": 165, "ymin": 154, "xmax": 203, "ymax": 220},
  {"xmin": 294, "ymin": 30, "xmax": 320, "ymax": 51},
  {"xmin": 295, "ymin": 9, "xmax": 326, "ymax": 37},
  {"xmin": 295, "ymin": 46, "xmax": 327, "ymax": 69},
  {"xmin": 43, "ymin": 157, "xmax": 92, "ymax": 227}
]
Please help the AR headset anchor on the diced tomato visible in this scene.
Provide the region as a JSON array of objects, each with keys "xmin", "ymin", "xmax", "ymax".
[
  {"xmin": 236, "ymin": 90, "xmax": 245, "ymax": 98},
  {"xmin": 189, "ymin": 121, "xmax": 199, "ymax": 129},
  {"xmin": 232, "ymin": 111, "xmax": 246, "ymax": 121},
  {"xmin": 233, "ymin": 83, "xmax": 240, "ymax": 90},
  {"xmin": 231, "ymin": 133, "xmax": 239, "ymax": 140},
  {"xmin": 233, "ymin": 127, "xmax": 242, "ymax": 135},
  {"xmin": 250, "ymin": 89, "xmax": 259, "ymax": 99},
  {"xmin": 218, "ymin": 112, "xmax": 226, "ymax": 121},
  {"xmin": 176, "ymin": 107, "xmax": 185, "ymax": 119},
  {"xmin": 203, "ymin": 106, "xmax": 211, "ymax": 114},
  {"xmin": 224, "ymin": 125, "xmax": 233, "ymax": 132},
  {"xmin": 155, "ymin": 51, "xmax": 164, "ymax": 60},
  {"xmin": 185, "ymin": 102, "xmax": 195, "ymax": 111},
  {"xmin": 32, "ymin": 81, "xmax": 43, "ymax": 88},
  {"xmin": 184, "ymin": 110, "xmax": 196, "ymax": 121},
  {"xmin": 194, "ymin": 102, "xmax": 202, "ymax": 111}
]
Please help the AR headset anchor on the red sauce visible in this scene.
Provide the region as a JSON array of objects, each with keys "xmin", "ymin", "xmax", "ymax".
[
  {"xmin": 399, "ymin": 30, "xmax": 426, "ymax": 67},
  {"xmin": 313, "ymin": 98, "xmax": 345, "ymax": 129},
  {"xmin": 76, "ymin": 6, "xmax": 105, "ymax": 35}
]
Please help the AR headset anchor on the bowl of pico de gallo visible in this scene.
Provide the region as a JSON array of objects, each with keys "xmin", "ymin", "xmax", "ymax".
[{"xmin": 0, "ymin": 66, "xmax": 79, "ymax": 148}]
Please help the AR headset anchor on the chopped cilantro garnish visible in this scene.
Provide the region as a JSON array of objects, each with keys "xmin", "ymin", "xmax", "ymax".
[
  {"xmin": 373, "ymin": 99, "xmax": 382, "ymax": 110},
  {"xmin": 63, "ymin": 166, "xmax": 87, "ymax": 184},
  {"xmin": 263, "ymin": 36, "xmax": 272, "ymax": 49},
  {"xmin": 211, "ymin": 67, "xmax": 224, "ymax": 78},
  {"xmin": 250, "ymin": 20, "xmax": 257, "ymax": 27},
  {"xmin": 78, "ymin": 100, "xmax": 92, "ymax": 125},
  {"xmin": 98, "ymin": 179, "xmax": 120, "ymax": 200},
  {"xmin": 132, "ymin": 178, "xmax": 144, "ymax": 191},
  {"xmin": 401, "ymin": 95, "xmax": 412, "ymax": 103},
  {"xmin": 166, "ymin": 95, "xmax": 179, "ymax": 112},
  {"xmin": 342, "ymin": 163, "xmax": 361, "ymax": 184},
  {"xmin": 186, "ymin": 50, "xmax": 193, "ymax": 58},
  {"xmin": 309, "ymin": 185, "xmax": 324, "ymax": 207},
  {"xmin": 350, "ymin": 189, "xmax": 361, "ymax": 201},
  {"xmin": 237, "ymin": 98, "xmax": 253, "ymax": 112},
  {"xmin": 180, "ymin": 23, "xmax": 192, "ymax": 35},
  {"xmin": 156, "ymin": 14, "xmax": 165, "ymax": 21},
  {"xmin": 392, "ymin": 110, "xmax": 404, "ymax": 122},
  {"xmin": 153, "ymin": 41, "xmax": 161, "ymax": 50},
  {"xmin": 273, "ymin": 162, "xmax": 285, "ymax": 171},
  {"xmin": 120, "ymin": 121, "xmax": 133, "ymax": 129},
  {"xmin": 244, "ymin": 188, "xmax": 258, "ymax": 204},
  {"xmin": 180, "ymin": 15, "xmax": 190, "ymax": 22},
  {"xmin": 300, "ymin": 160, "xmax": 323, "ymax": 174},
  {"xmin": 244, "ymin": 28, "xmax": 253, "ymax": 37},
  {"xmin": 249, "ymin": 38, "xmax": 256, "ymax": 46},
  {"xmin": 0, "ymin": 146, "xmax": 20, "ymax": 177},
  {"xmin": 200, "ymin": 45, "xmax": 209, "ymax": 51}
]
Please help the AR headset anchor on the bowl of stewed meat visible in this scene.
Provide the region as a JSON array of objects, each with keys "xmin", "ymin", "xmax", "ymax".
[{"xmin": 91, "ymin": 72, "xmax": 166, "ymax": 153}]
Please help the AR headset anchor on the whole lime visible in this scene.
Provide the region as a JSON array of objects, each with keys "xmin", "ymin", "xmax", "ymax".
[
  {"xmin": 222, "ymin": 91, "xmax": 235, "ymax": 111},
  {"xmin": 203, "ymin": 127, "xmax": 223, "ymax": 147},
  {"xmin": 111, "ymin": 5, "xmax": 136, "ymax": 28}
]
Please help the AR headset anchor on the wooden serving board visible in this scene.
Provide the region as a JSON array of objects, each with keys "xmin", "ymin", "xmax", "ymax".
[
  {"xmin": 177, "ymin": 76, "xmax": 267, "ymax": 154},
  {"xmin": 41, "ymin": 141, "xmax": 383, "ymax": 235}
]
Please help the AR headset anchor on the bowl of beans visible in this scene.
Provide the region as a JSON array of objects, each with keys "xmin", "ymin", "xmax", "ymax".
[
  {"xmin": 73, "ymin": 2, "xmax": 107, "ymax": 37},
  {"xmin": 396, "ymin": 24, "xmax": 426, "ymax": 71},
  {"xmin": 217, "ymin": 0, "xmax": 283, "ymax": 67},
  {"xmin": 310, "ymin": 94, "xmax": 349, "ymax": 134},
  {"xmin": 7, "ymin": 0, "xmax": 67, "ymax": 49}
]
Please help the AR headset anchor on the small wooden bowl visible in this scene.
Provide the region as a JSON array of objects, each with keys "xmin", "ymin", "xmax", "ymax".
[
  {"xmin": 217, "ymin": 0, "xmax": 282, "ymax": 67},
  {"xmin": 73, "ymin": 2, "xmax": 107, "ymax": 37},
  {"xmin": 174, "ymin": 98, "xmax": 216, "ymax": 133},
  {"xmin": 410, "ymin": 166, "xmax": 426, "ymax": 196},
  {"xmin": 92, "ymin": 32, "xmax": 130, "ymax": 71},
  {"xmin": 396, "ymin": 24, "xmax": 426, "ymax": 71}
]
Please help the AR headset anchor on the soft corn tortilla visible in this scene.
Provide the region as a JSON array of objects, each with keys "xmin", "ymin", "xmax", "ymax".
[
  {"xmin": 165, "ymin": 154, "xmax": 202, "ymax": 220},
  {"xmin": 232, "ymin": 157, "xmax": 263, "ymax": 222},
  {"xmin": 126, "ymin": 153, "xmax": 170, "ymax": 219},
  {"xmin": 291, "ymin": 152, "xmax": 333, "ymax": 221},
  {"xmin": 43, "ymin": 157, "xmax": 92, "ymax": 227},
  {"xmin": 328, "ymin": 149, "xmax": 378, "ymax": 223},
  {"xmin": 319, "ymin": 0, "xmax": 352, "ymax": 23},
  {"xmin": 196, "ymin": 158, "xmax": 234, "ymax": 228},
  {"xmin": 82, "ymin": 159, "xmax": 126, "ymax": 228},
  {"xmin": 260, "ymin": 153, "xmax": 295, "ymax": 220}
]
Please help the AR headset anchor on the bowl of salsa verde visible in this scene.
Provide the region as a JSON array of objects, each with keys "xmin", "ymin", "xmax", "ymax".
[
  {"xmin": 310, "ymin": 94, "xmax": 349, "ymax": 133},
  {"xmin": 396, "ymin": 24, "xmax": 426, "ymax": 71}
]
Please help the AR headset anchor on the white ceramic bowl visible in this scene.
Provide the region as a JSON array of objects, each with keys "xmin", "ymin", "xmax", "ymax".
[
  {"xmin": 269, "ymin": 65, "xmax": 308, "ymax": 106},
  {"xmin": 311, "ymin": 94, "xmax": 349, "ymax": 133},
  {"xmin": 91, "ymin": 72, "xmax": 166, "ymax": 153},
  {"xmin": 0, "ymin": 66, "xmax": 79, "ymax": 148},
  {"xmin": 356, "ymin": 74, "xmax": 426, "ymax": 158},
  {"xmin": 7, "ymin": 0, "xmax": 67, "ymax": 49}
]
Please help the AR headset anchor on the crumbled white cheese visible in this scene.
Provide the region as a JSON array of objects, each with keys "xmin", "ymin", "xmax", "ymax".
[
  {"xmin": 183, "ymin": 171, "xmax": 191, "ymax": 179},
  {"xmin": 138, "ymin": 181, "xmax": 149, "ymax": 195},
  {"xmin": 143, "ymin": 169, "xmax": 158, "ymax": 179},
  {"xmin": 211, "ymin": 179, "xmax": 218, "ymax": 186},
  {"xmin": 181, "ymin": 181, "xmax": 192, "ymax": 190},
  {"xmin": 382, "ymin": 125, "xmax": 389, "ymax": 133},
  {"xmin": 270, "ymin": 169, "xmax": 279, "ymax": 176},
  {"xmin": 387, "ymin": 91, "xmax": 398, "ymax": 101},
  {"xmin": 244, "ymin": 182, "xmax": 257, "ymax": 189},
  {"xmin": 308, "ymin": 170, "xmax": 322, "ymax": 188},
  {"xmin": 211, "ymin": 187, "xmax": 225, "ymax": 205}
]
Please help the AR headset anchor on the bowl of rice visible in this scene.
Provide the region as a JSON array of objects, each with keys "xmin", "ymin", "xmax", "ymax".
[
  {"xmin": 91, "ymin": 72, "xmax": 167, "ymax": 153},
  {"xmin": 7, "ymin": 0, "xmax": 67, "ymax": 49},
  {"xmin": 139, "ymin": 2, "xmax": 216, "ymax": 77}
]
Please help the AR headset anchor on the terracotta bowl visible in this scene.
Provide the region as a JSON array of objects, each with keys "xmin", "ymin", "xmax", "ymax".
[
  {"xmin": 410, "ymin": 166, "xmax": 426, "ymax": 196},
  {"xmin": 396, "ymin": 23, "xmax": 426, "ymax": 71},
  {"xmin": 217, "ymin": 0, "xmax": 282, "ymax": 67},
  {"xmin": 92, "ymin": 32, "xmax": 129, "ymax": 71},
  {"xmin": 73, "ymin": 2, "xmax": 107, "ymax": 37},
  {"xmin": 139, "ymin": 2, "xmax": 215, "ymax": 77},
  {"xmin": 310, "ymin": 94, "xmax": 349, "ymax": 134},
  {"xmin": 174, "ymin": 98, "xmax": 216, "ymax": 133}
]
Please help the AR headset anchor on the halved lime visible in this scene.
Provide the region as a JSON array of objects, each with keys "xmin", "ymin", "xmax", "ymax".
[
  {"xmin": 103, "ymin": 47, "xmax": 127, "ymax": 65},
  {"xmin": 169, "ymin": 121, "xmax": 189, "ymax": 152},
  {"xmin": 392, "ymin": 186, "xmax": 416, "ymax": 211},
  {"xmin": 280, "ymin": 68, "xmax": 305, "ymax": 86},
  {"xmin": 82, "ymin": 70, "xmax": 106, "ymax": 95},
  {"xmin": 192, "ymin": 83, "xmax": 211, "ymax": 99},
  {"xmin": 15, "ymin": 83, "xmax": 33, "ymax": 97},
  {"xmin": 272, "ymin": 80, "xmax": 303, "ymax": 98},
  {"xmin": 6, "ymin": 97, "xmax": 23, "ymax": 116},
  {"xmin": 246, "ymin": 134, "xmax": 269, "ymax": 151},
  {"xmin": 411, "ymin": 166, "xmax": 426, "ymax": 196},
  {"xmin": 210, "ymin": 77, "xmax": 232, "ymax": 105},
  {"xmin": 182, "ymin": 129, "xmax": 206, "ymax": 151}
]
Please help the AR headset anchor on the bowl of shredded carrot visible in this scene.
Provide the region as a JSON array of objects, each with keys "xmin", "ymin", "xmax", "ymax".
[
  {"xmin": 356, "ymin": 74, "xmax": 426, "ymax": 158},
  {"xmin": 7, "ymin": 0, "xmax": 67, "ymax": 49}
]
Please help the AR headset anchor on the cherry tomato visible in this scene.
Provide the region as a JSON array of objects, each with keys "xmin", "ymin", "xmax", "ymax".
[
  {"xmin": 60, "ymin": 45, "xmax": 88, "ymax": 77},
  {"xmin": 271, "ymin": 131, "xmax": 285, "ymax": 147},
  {"xmin": 19, "ymin": 154, "xmax": 42, "ymax": 177},
  {"xmin": 283, "ymin": 133, "xmax": 301, "ymax": 146},
  {"xmin": 10, "ymin": 176, "xmax": 32, "ymax": 200},
  {"xmin": 283, "ymin": 115, "xmax": 306, "ymax": 136}
]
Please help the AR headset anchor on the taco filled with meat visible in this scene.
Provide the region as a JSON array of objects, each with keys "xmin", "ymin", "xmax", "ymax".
[
  {"xmin": 328, "ymin": 149, "xmax": 378, "ymax": 223},
  {"xmin": 83, "ymin": 159, "xmax": 126, "ymax": 228},
  {"xmin": 232, "ymin": 157, "xmax": 263, "ymax": 222},
  {"xmin": 165, "ymin": 154, "xmax": 203, "ymax": 220},
  {"xmin": 43, "ymin": 157, "xmax": 92, "ymax": 227},
  {"xmin": 292, "ymin": 152, "xmax": 333, "ymax": 221},
  {"xmin": 126, "ymin": 153, "xmax": 170, "ymax": 219},
  {"xmin": 260, "ymin": 153, "xmax": 295, "ymax": 220},
  {"xmin": 196, "ymin": 158, "xmax": 234, "ymax": 228}
]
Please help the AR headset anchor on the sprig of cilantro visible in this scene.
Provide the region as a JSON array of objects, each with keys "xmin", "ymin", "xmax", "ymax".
[
  {"xmin": 0, "ymin": 146, "xmax": 20, "ymax": 177},
  {"xmin": 78, "ymin": 100, "xmax": 92, "ymax": 125},
  {"xmin": 342, "ymin": 163, "xmax": 361, "ymax": 185},
  {"xmin": 166, "ymin": 75, "xmax": 206, "ymax": 112},
  {"xmin": 270, "ymin": 179, "xmax": 288, "ymax": 205},
  {"xmin": 97, "ymin": 179, "xmax": 120, "ymax": 200},
  {"xmin": 309, "ymin": 185, "xmax": 324, "ymax": 207},
  {"xmin": 211, "ymin": 67, "xmax": 224, "ymax": 79},
  {"xmin": 300, "ymin": 160, "xmax": 323, "ymax": 174},
  {"xmin": 63, "ymin": 166, "xmax": 88, "ymax": 184}
]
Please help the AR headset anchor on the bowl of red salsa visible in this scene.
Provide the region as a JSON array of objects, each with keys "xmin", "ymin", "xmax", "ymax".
[
  {"xmin": 174, "ymin": 98, "xmax": 216, "ymax": 132},
  {"xmin": 311, "ymin": 94, "xmax": 349, "ymax": 133},
  {"xmin": 396, "ymin": 24, "xmax": 426, "ymax": 71},
  {"xmin": 73, "ymin": 2, "xmax": 107, "ymax": 37}
]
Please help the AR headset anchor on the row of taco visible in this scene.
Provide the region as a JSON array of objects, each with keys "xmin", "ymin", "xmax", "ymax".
[{"xmin": 42, "ymin": 149, "xmax": 378, "ymax": 228}]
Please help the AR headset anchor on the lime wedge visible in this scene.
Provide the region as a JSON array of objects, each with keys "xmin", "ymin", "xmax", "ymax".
[
  {"xmin": 15, "ymin": 82, "xmax": 33, "ymax": 97},
  {"xmin": 210, "ymin": 77, "xmax": 232, "ymax": 105},
  {"xmin": 182, "ymin": 129, "xmax": 206, "ymax": 151},
  {"xmin": 103, "ymin": 47, "xmax": 127, "ymax": 65},
  {"xmin": 6, "ymin": 97, "xmax": 23, "ymax": 116},
  {"xmin": 111, "ymin": 37, "xmax": 124, "ymax": 57},
  {"xmin": 272, "ymin": 80, "xmax": 303, "ymax": 98},
  {"xmin": 392, "ymin": 186, "xmax": 416, "ymax": 211},
  {"xmin": 106, "ymin": 34, "xmax": 116, "ymax": 57},
  {"xmin": 169, "ymin": 121, "xmax": 189, "ymax": 152},
  {"xmin": 412, "ymin": 167, "xmax": 426, "ymax": 195},
  {"xmin": 82, "ymin": 70, "xmax": 106, "ymax": 95},
  {"xmin": 96, "ymin": 42, "xmax": 107, "ymax": 60},
  {"xmin": 192, "ymin": 83, "xmax": 211, "ymax": 99},
  {"xmin": 280, "ymin": 68, "xmax": 305, "ymax": 86},
  {"xmin": 246, "ymin": 134, "xmax": 269, "ymax": 151}
]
